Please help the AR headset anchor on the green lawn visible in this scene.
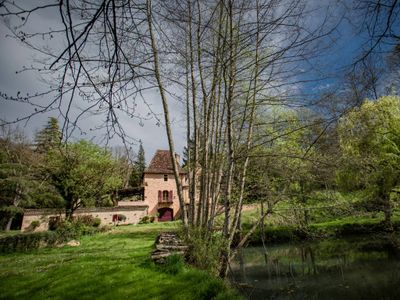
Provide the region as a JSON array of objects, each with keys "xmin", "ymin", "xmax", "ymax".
[{"xmin": 0, "ymin": 222, "xmax": 241, "ymax": 300}]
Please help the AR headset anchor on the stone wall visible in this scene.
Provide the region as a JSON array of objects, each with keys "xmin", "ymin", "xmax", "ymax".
[
  {"xmin": 21, "ymin": 205, "xmax": 148, "ymax": 232},
  {"xmin": 143, "ymin": 173, "xmax": 189, "ymax": 218}
]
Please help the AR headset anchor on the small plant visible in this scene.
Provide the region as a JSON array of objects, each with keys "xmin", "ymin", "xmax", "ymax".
[
  {"xmin": 26, "ymin": 220, "xmax": 40, "ymax": 232},
  {"xmin": 184, "ymin": 227, "xmax": 226, "ymax": 275},
  {"xmin": 48, "ymin": 216, "xmax": 62, "ymax": 231},
  {"xmin": 149, "ymin": 214, "xmax": 157, "ymax": 223},
  {"xmin": 93, "ymin": 218, "xmax": 101, "ymax": 227},
  {"xmin": 117, "ymin": 214, "xmax": 126, "ymax": 222},
  {"xmin": 139, "ymin": 216, "xmax": 150, "ymax": 224},
  {"xmin": 76, "ymin": 215, "xmax": 96, "ymax": 226}
]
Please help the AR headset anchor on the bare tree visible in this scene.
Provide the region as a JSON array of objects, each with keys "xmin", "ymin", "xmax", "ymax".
[{"xmin": 1, "ymin": 0, "xmax": 340, "ymax": 277}]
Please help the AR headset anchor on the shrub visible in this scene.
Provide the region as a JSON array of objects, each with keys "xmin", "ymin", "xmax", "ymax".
[
  {"xmin": 0, "ymin": 231, "xmax": 65, "ymax": 253},
  {"xmin": 184, "ymin": 227, "xmax": 226, "ymax": 275},
  {"xmin": 0, "ymin": 218, "xmax": 108, "ymax": 253},
  {"xmin": 117, "ymin": 214, "xmax": 126, "ymax": 222},
  {"xmin": 48, "ymin": 216, "xmax": 62, "ymax": 231},
  {"xmin": 139, "ymin": 216, "xmax": 150, "ymax": 224},
  {"xmin": 76, "ymin": 215, "xmax": 96, "ymax": 226},
  {"xmin": 93, "ymin": 218, "xmax": 101, "ymax": 227},
  {"xmin": 27, "ymin": 220, "xmax": 41, "ymax": 232}
]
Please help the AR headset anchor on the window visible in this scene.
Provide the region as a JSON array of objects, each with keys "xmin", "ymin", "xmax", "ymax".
[
  {"xmin": 164, "ymin": 174, "xmax": 168, "ymax": 181},
  {"xmin": 163, "ymin": 190, "xmax": 169, "ymax": 201}
]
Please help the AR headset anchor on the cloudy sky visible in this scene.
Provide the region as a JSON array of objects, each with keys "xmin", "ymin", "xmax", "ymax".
[
  {"xmin": 0, "ymin": 0, "xmax": 371, "ymax": 162},
  {"xmin": 0, "ymin": 3, "xmax": 189, "ymax": 162}
]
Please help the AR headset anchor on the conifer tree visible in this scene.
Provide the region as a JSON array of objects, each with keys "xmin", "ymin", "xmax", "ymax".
[
  {"xmin": 35, "ymin": 117, "xmax": 62, "ymax": 153},
  {"xmin": 129, "ymin": 141, "xmax": 146, "ymax": 187}
]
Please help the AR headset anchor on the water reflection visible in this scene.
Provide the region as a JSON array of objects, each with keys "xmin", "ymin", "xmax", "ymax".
[{"xmin": 229, "ymin": 236, "xmax": 400, "ymax": 299}]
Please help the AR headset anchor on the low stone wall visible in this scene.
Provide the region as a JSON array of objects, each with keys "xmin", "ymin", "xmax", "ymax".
[
  {"xmin": 151, "ymin": 232, "xmax": 188, "ymax": 263},
  {"xmin": 22, "ymin": 205, "xmax": 148, "ymax": 232}
]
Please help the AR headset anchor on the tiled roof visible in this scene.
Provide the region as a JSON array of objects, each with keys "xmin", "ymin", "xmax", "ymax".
[{"xmin": 144, "ymin": 150, "xmax": 186, "ymax": 174}]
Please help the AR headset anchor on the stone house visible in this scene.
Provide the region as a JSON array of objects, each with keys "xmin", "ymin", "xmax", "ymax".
[{"xmin": 143, "ymin": 150, "xmax": 189, "ymax": 221}]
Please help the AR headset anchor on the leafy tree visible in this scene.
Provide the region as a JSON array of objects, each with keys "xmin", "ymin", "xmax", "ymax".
[
  {"xmin": 337, "ymin": 96, "xmax": 400, "ymax": 226},
  {"xmin": 35, "ymin": 117, "xmax": 62, "ymax": 153},
  {"xmin": 129, "ymin": 141, "xmax": 146, "ymax": 187},
  {"xmin": 0, "ymin": 127, "xmax": 63, "ymax": 230},
  {"xmin": 45, "ymin": 140, "xmax": 124, "ymax": 218},
  {"xmin": 246, "ymin": 108, "xmax": 336, "ymax": 227}
]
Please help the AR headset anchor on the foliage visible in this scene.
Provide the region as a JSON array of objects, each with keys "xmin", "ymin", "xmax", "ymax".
[
  {"xmin": 45, "ymin": 140, "xmax": 124, "ymax": 217},
  {"xmin": 0, "ymin": 218, "xmax": 109, "ymax": 253},
  {"xmin": 245, "ymin": 108, "xmax": 337, "ymax": 227},
  {"xmin": 337, "ymin": 96, "xmax": 400, "ymax": 224},
  {"xmin": 0, "ymin": 127, "xmax": 63, "ymax": 230},
  {"xmin": 26, "ymin": 220, "xmax": 40, "ymax": 232},
  {"xmin": 0, "ymin": 231, "xmax": 59, "ymax": 253},
  {"xmin": 34, "ymin": 117, "xmax": 61, "ymax": 153},
  {"xmin": 184, "ymin": 227, "xmax": 226, "ymax": 275},
  {"xmin": 117, "ymin": 214, "xmax": 126, "ymax": 222},
  {"xmin": 139, "ymin": 215, "xmax": 150, "ymax": 224},
  {"xmin": 75, "ymin": 215, "xmax": 97, "ymax": 227},
  {"xmin": 93, "ymin": 218, "xmax": 101, "ymax": 227}
]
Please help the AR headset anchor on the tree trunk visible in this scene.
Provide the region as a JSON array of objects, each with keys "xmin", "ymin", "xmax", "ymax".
[
  {"xmin": 187, "ymin": 0, "xmax": 198, "ymax": 226},
  {"xmin": 147, "ymin": 0, "xmax": 188, "ymax": 230},
  {"xmin": 5, "ymin": 217, "xmax": 13, "ymax": 231}
]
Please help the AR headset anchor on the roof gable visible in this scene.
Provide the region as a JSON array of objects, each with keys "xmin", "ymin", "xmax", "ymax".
[{"xmin": 145, "ymin": 150, "xmax": 185, "ymax": 174}]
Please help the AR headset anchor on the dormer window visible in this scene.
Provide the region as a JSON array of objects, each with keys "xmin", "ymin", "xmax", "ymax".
[{"xmin": 164, "ymin": 174, "xmax": 168, "ymax": 181}]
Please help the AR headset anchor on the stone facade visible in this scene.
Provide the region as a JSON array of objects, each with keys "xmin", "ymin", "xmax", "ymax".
[
  {"xmin": 143, "ymin": 150, "xmax": 189, "ymax": 221},
  {"xmin": 143, "ymin": 173, "xmax": 189, "ymax": 219},
  {"xmin": 21, "ymin": 205, "xmax": 148, "ymax": 232}
]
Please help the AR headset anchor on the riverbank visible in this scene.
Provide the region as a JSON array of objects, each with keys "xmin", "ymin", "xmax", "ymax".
[
  {"xmin": 242, "ymin": 214, "xmax": 400, "ymax": 245},
  {"xmin": 0, "ymin": 222, "xmax": 241, "ymax": 300}
]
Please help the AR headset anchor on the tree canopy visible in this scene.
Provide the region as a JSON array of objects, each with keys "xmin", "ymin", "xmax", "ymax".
[
  {"xmin": 45, "ymin": 140, "xmax": 124, "ymax": 218},
  {"xmin": 337, "ymin": 95, "xmax": 400, "ymax": 224}
]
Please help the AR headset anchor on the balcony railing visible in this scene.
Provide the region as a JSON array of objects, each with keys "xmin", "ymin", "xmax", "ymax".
[{"xmin": 158, "ymin": 198, "xmax": 173, "ymax": 204}]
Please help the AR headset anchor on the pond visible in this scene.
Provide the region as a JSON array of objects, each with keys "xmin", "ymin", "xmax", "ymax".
[{"xmin": 229, "ymin": 235, "xmax": 400, "ymax": 299}]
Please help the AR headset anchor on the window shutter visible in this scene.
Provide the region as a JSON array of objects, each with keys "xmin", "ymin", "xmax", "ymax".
[
  {"xmin": 169, "ymin": 190, "xmax": 173, "ymax": 201},
  {"xmin": 158, "ymin": 190, "xmax": 162, "ymax": 202}
]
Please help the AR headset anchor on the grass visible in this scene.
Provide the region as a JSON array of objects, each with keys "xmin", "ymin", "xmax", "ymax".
[
  {"xmin": 0, "ymin": 222, "xmax": 241, "ymax": 300},
  {"xmin": 241, "ymin": 208, "xmax": 400, "ymax": 244}
]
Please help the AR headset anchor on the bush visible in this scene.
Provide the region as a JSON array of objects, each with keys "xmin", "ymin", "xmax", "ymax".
[
  {"xmin": 139, "ymin": 216, "xmax": 150, "ymax": 224},
  {"xmin": 0, "ymin": 231, "xmax": 66, "ymax": 253},
  {"xmin": 48, "ymin": 216, "xmax": 62, "ymax": 231},
  {"xmin": 184, "ymin": 227, "xmax": 226, "ymax": 275},
  {"xmin": 117, "ymin": 214, "xmax": 126, "ymax": 222},
  {"xmin": 93, "ymin": 218, "xmax": 101, "ymax": 227},
  {"xmin": 0, "ymin": 218, "xmax": 109, "ymax": 253},
  {"xmin": 55, "ymin": 220, "xmax": 101, "ymax": 238},
  {"xmin": 27, "ymin": 220, "xmax": 40, "ymax": 232},
  {"xmin": 76, "ymin": 215, "xmax": 96, "ymax": 226}
]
